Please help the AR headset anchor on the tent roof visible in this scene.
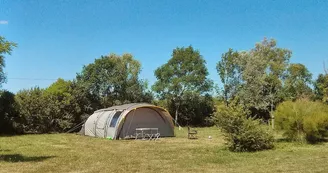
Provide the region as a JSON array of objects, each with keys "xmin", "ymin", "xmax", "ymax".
[{"xmin": 95, "ymin": 103, "xmax": 165, "ymax": 113}]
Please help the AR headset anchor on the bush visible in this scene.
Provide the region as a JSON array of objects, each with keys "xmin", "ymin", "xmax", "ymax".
[
  {"xmin": 214, "ymin": 104, "xmax": 274, "ymax": 152},
  {"xmin": 0, "ymin": 90, "xmax": 21, "ymax": 134},
  {"xmin": 275, "ymin": 99, "xmax": 328, "ymax": 143}
]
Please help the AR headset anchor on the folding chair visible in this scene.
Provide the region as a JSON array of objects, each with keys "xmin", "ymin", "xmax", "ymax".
[{"xmin": 188, "ymin": 127, "xmax": 198, "ymax": 139}]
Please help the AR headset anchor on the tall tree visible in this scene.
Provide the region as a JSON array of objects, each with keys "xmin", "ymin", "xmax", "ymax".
[
  {"xmin": 284, "ymin": 63, "xmax": 313, "ymax": 100},
  {"xmin": 314, "ymin": 74, "xmax": 328, "ymax": 102},
  {"xmin": 76, "ymin": 53, "xmax": 152, "ymax": 108},
  {"xmin": 152, "ymin": 46, "xmax": 213, "ymax": 125},
  {"xmin": 0, "ymin": 36, "xmax": 17, "ymax": 87},
  {"xmin": 238, "ymin": 39, "xmax": 291, "ymax": 110},
  {"xmin": 216, "ymin": 48, "xmax": 241, "ymax": 106},
  {"xmin": 216, "ymin": 39, "xmax": 292, "ymax": 128}
]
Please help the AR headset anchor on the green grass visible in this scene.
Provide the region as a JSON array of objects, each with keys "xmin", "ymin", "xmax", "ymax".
[{"xmin": 1, "ymin": 127, "xmax": 328, "ymax": 173}]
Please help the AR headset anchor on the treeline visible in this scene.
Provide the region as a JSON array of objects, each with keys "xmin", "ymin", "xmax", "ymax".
[{"xmin": 1, "ymin": 36, "xmax": 328, "ymax": 135}]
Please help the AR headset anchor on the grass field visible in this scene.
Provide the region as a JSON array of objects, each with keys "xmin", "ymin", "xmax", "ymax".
[{"xmin": 1, "ymin": 127, "xmax": 328, "ymax": 173}]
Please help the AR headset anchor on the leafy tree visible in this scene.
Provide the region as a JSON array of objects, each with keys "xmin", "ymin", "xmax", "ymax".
[
  {"xmin": 283, "ymin": 63, "xmax": 313, "ymax": 100},
  {"xmin": 15, "ymin": 79, "xmax": 97, "ymax": 133},
  {"xmin": 165, "ymin": 93, "xmax": 215, "ymax": 126},
  {"xmin": 152, "ymin": 46, "xmax": 213, "ymax": 125},
  {"xmin": 0, "ymin": 90, "xmax": 20, "ymax": 134},
  {"xmin": 45, "ymin": 78, "xmax": 97, "ymax": 128},
  {"xmin": 0, "ymin": 36, "xmax": 17, "ymax": 87},
  {"xmin": 314, "ymin": 74, "xmax": 328, "ymax": 102},
  {"xmin": 217, "ymin": 39, "xmax": 291, "ymax": 127},
  {"xmin": 15, "ymin": 87, "xmax": 48, "ymax": 133},
  {"xmin": 43, "ymin": 79, "xmax": 77, "ymax": 132},
  {"xmin": 76, "ymin": 53, "xmax": 152, "ymax": 108},
  {"xmin": 238, "ymin": 39, "xmax": 291, "ymax": 113},
  {"xmin": 216, "ymin": 48, "xmax": 241, "ymax": 106}
]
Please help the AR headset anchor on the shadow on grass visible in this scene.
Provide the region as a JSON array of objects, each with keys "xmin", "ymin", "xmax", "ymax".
[
  {"xmin": 0, "ymin": 154, "xmax": 55, "ymax": 162},
  {"xmin": 276, "ymin": 138, "xmax": 328, "ymax": 147},
  {"xmin": 275, "ymin": 138, "xmax": 291, "ymax": 143}
]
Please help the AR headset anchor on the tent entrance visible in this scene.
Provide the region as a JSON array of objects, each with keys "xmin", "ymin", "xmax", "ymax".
[{"xmin": 119, "ymin": 107, "xmax": 168, "ymax": 138}]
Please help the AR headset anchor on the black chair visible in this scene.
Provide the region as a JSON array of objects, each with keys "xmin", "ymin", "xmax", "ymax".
[{"xmin": 188, "ymin": 127, "xmax": 197, "ymax": 139}]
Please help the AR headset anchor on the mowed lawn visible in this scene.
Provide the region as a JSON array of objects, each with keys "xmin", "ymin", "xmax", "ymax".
[{"xmin": 1, "ymin": 127, "xmax": 328, "ymax": 173}]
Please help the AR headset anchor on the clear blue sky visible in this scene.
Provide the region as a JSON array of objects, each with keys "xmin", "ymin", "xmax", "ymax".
[{"xmin": 1, "ymin": 0, "xmax": 327, "ymax": 92}]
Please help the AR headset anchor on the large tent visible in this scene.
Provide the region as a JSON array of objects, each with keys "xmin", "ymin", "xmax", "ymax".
[{"xmin": 79, "ymin": 103, "xmax": 175, "ymax": 139}]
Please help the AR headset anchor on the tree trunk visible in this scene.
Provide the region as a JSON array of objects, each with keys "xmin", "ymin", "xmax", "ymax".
[
  {"xmin": 271, "ymin": 99, "xmax": 275, "ymax": 129},
  {"xmin": 175, "ymin": 108, "xmax": 178, "ymax": 126},
  {"xmin": 224, "ymin": 91, "xmax": 228, "ymax": 107},
  {"xmin": 224, "ymin": 85, "xmax": 229, "ymax": 107},
  {"xmin": 271, "ymin": 113, "xmax": 275, "ymax": 129}
]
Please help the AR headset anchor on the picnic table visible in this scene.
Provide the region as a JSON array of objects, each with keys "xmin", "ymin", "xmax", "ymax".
[{"xmin": 135, "ymin": 128, "xmax": 160, "ymax": 140}]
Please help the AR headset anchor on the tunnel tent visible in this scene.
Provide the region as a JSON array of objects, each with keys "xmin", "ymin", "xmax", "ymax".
[{"xmin": 79, "ymin": 103, "xmax": 175, "ymax": 139}]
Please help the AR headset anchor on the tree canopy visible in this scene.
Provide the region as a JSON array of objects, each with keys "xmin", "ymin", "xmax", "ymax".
[
  {"xmin": 152, "ymin": 46, "xmax": 213, "ymax": 125},
  {"xmin": 217, "ymin": 39, "xmax": 292, "ymax": 121},
  {"xmin": 0, "ymin": 36, "xmax": 17, "ymax": 87},
  {"xmin": 284, "ymin": 63, "xmax": 313, "ymax": 100},
  {"xmin": 2, "ymin": 36, "xmax": 328, "ymax": 135},
  {"xmin": 76, "ymin": 53, "xmax": 152, "ymax": 107}
]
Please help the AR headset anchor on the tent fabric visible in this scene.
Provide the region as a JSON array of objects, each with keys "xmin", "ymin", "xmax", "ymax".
[{"xmin": 80, "ymin": 103, "xmax": 175, "ymax": 139}]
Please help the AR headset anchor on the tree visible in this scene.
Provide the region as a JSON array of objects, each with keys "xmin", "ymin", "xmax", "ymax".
[
  {"xmin": 15, "ymin": 87, "xmax": 48, "ymax": 133},
  {"xmin": 43, "ymin": 79, "xmax": 77, "ymax": 132},
  {"xmin": 0, "ymin": 36, "xmax": 17, "ymax": 87},
  {"xmin": 15, "ymin": 79, "xmax": 97, "ymax": 134},
  {"xmin": 238, "ymin": 39, "xmax": 291, "ymax": 109},
  {"xmin": 152, "ymin": 46, "xmax": 213, "ymax": 125},
  {"xmin": 216, "ymin": 39, "xmax": 292, "ymax": 128},
  {"xmin": 0, "ymin": 90, "xmax": 20, "ymax": 134},
  {"xmin": 76, "ymin": 53, "xmax": 153, "ymax": 108},
  {"xmin": 314, "ymin": 74, "xmax": 328, "ymax": 102},
  {"xmin": 216, "ymin": 48, "xmax": 241, "ymax": 106},
  {"xmin": 284, "ymin": 63, "xmax": 313, "ymax": 100},
  {"xmin": 239, "ymin": 39, "xmax": 291, "ymax": 128}
]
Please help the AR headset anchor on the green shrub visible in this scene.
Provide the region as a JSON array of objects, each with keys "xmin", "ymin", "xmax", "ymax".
[
  {"xmin": 214, "ymin": 105, "xmax": 274, "ymax": 152},
  {"xmin": 275, "ymin": 99, "xmax": 328, "ymax": 143}
]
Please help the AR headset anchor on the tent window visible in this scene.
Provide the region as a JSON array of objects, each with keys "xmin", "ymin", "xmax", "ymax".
[{"xmin": 109, "ymin": 111, "xmax": 122, "ymax": 127}]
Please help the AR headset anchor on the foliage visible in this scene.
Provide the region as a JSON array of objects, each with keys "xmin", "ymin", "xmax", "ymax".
[
  {"xmin": 275, "ymin": 99, "xmax": 328, "ymax": 143},
  {"xmin": 15, "ymin": 79, "xmax": 95, "ymax": 133},
  {"xmin": 314, "ymin": 74, "xmax": 328, "ymax": 102},
  {"xmin": 164, "ymin": 92, "xmax": 215, "ymax": 126},
  {"xmin": 217, "ymin": 39, "xmax": 292, "ymax": 121},
  {"xmin": 216, "ymin": 48, "xmax": 241, "ymax": 106},
  {"xmin": 214, "ymin": 104, "xmax": 274, "ymax": 152},
  {"xmin": 237, "ymin": 38, "xmax": 291, "ymax": 113},
  {"xmin": 42, "ymin": 79, "xmax": 89, "ymax": 132},
  {"xmin": 15, "ymin": 87, "xmax": 48, "ymax": 133},
  {"xmin": 152, "ymin": 46, "xmax": 213, "ymax": 125},
  {"xmin": 0, "ymin": 90, "xmax": 20, "ymax": 134},
  {"xmin": 284, "ymin": 63, "xmax": 313, "ymax": 100},
  {"xmin": 77, "ymin": 53, "xmax": 152, "ymax": 108},
  {"xmin": 0, "ymin": 36, "xmax": 17, "ymax": 87}
]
